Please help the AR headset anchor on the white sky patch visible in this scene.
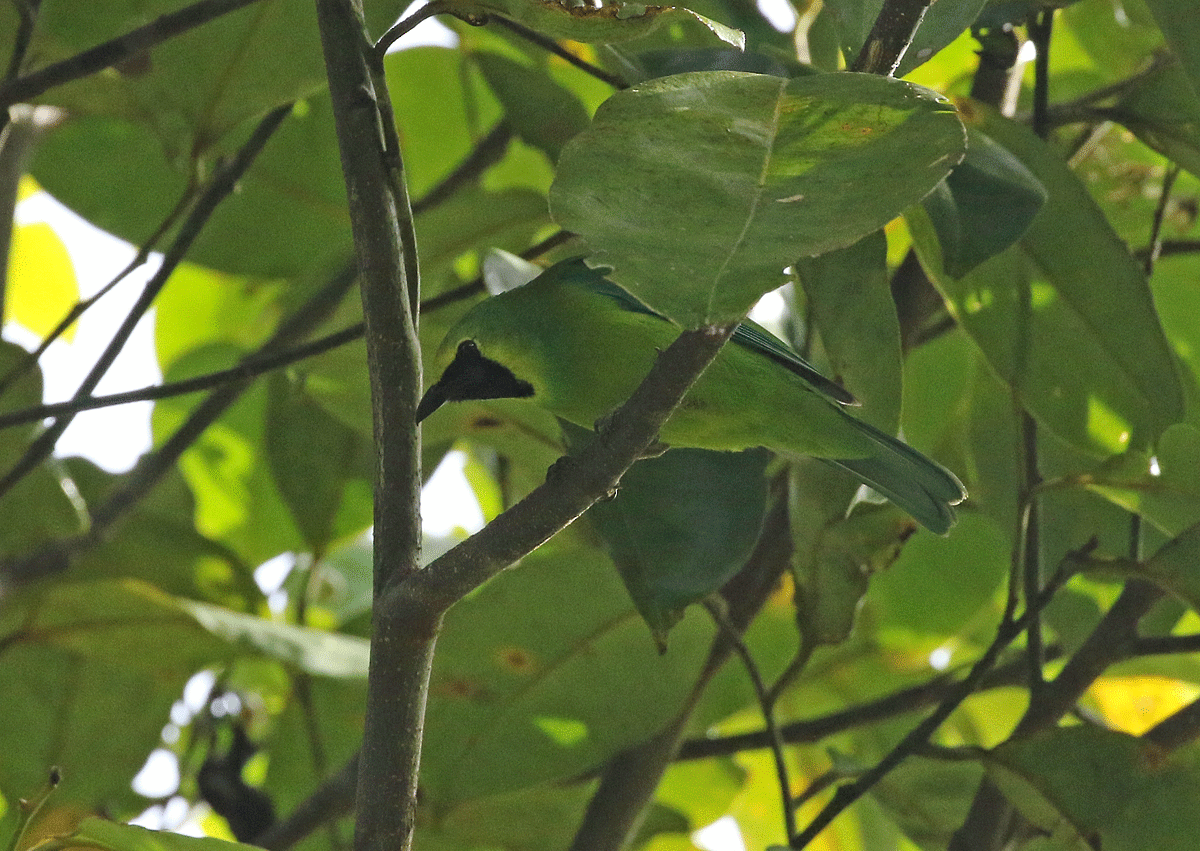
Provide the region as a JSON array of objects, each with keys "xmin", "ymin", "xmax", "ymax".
[
  {"xmin": 929, "ymin": 645, "xmax": 952, "ymax": 671},
  {"xmin": 132, "ymin": 748, "xmax": 180, "ymax": 797},
  {"xmin": 694, "ymin": 816, "xmax": 748, "ymax": 851},
  {"xmin": 757, "ymin": 0, "xmax": 798, "ymax": 32},
  {"xmin": 422, "ymin": 449, "xmax": 485, "ymax": 536}
]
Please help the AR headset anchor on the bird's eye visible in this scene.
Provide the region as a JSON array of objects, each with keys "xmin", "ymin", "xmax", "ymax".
[{"xmin": 458, "ymin": 340, "xmax": 479, "ymax": 356}]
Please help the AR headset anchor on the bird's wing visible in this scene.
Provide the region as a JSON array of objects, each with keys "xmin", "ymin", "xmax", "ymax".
[
  {"xmin": 731, "ymin": 321, "xmax": 857, "ymax": 406},
  {"xmin": 569, "ymin": 261, "xmax": 857, "ymax": 407}
]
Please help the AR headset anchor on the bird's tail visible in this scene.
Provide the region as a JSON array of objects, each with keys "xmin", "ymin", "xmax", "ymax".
[{"xmin": 822, "ymin": 419, "xmax": 966, "ymax": 535}]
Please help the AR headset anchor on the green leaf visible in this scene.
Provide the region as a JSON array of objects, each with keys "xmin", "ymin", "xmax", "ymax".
[
  {"xmin": 822, "ymin": 0, "xmax": 989, "ymax": 76},
  {"xmin": 0, "ymin": 578, "xmax": 362, "ymax": 814},
  {"xmin": 1143, "ymin": 0, "xmax": 1200, "ymax": 100},
  {"xmin": 1104, "ymin": 61, "xmax": 1200, "ymax": 179},
  {"xmin": 421, "ymin": 539, "xmax": 715, "ymax": 804},
  {"xmin": 920, "ymin": 127, "xmax": 1048, "ymax": 278},
  {"xmin": 473, "ymin": 53, "xmax": 591, "ymax": 161},
  {"xmin": 23, "ymin": 0, "xmax": 408, "ymax": 149},
  {"xmin": 1083, "ymin": 424, "xmax": 1200, "ymax": 536},
  {"xmin": 795, "ymin": 230, "xmax": 901, "ymax": 432},
  {"xmin": 65, "ymin": 818, "xmax": 264, "ymax": 851},
  {"xmin": 1139, "ymin": 519, "xmax": 1200, "ymax": 614},
  {"xmin": 869, "ymin": 757, "xmax": 982, "ymax": 850},
  {"xmin": 868, "ymin": 512, "xmax": 1008, "ymax": 639},
  {"xmin": 585, "ymin": 446, "xmax": 770, "ymax": 643},
  {"xmin": 791, "ymin": 471, "xmax": 919, "ymax": 648},
  {"xmin": 65, "ymin": 458, "xmax": 262, "ymax": 608},
  {"xmin": 989, "ymin": 726, "xmax": 1200, "ymax": 851},
  {"xmin": 265, "ymin": 372, "xmax": 370, "ymax": 551},
  {"xmin": 908, "ymin": 103, "xmax": 1184, "ymax": 455},
  {"xmin": 152, "ymin": 346, "xmax": 306, "ymax": 566},
  {"xmin": 440, "ymin": 0, "xmax": 744, "ymax": 48},
  {"xmin": 385, "ymin": 47, "xmax": 504, "ymax": 200},
  {"xmin": 550, "ymin": 71, "xmax": 965, "ymax": 325},
  {"xmin": 0, "ymin": 345, "xmax": 86, "ymax": 563}
]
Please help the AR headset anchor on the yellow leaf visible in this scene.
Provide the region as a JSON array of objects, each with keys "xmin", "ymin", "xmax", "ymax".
[
  {"xmin": 1089, "ymin": 675, "xmax": 1200, "ymax": 735},
  {"xmin": 6, "ymin": 221, "xmax": 79, "ymax": 342},
  {"xmin": 17, "ymin": 174, "xmax": 41, "ymax": 202}
]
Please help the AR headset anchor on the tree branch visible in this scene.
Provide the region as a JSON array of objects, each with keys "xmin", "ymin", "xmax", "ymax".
[
  {"xmin": 0, "ymin": 258, "xmax": 359, "ymax": 589},
  {"xmin": 313, "ymin": 0, "xmax": 427, "ymax": 849},
  {"xmin": 850, "ymin": 0, "xmax": 934, "ymax": 76},
  {"xmin": 792, "ymin": 555, "xmax": 1074, "ymax": 850},
  {"xmin": 0, "ymin": 0, "xmax": 267, "ymax": 110},
  {"xmin": 569, "ymin": 495, "xmax": 792, "ymax": 851},
  {"xmin": 0, "ymin": 102, "xmax": 291, "ymax": 503}
]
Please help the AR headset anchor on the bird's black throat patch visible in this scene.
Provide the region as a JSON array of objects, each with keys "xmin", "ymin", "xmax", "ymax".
[{"xmin": 416, "ymin": 340, "xmax": 535, "ymax": 423}]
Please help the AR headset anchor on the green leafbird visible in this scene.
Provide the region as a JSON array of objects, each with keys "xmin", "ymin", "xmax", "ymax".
[{"xmin": 417, "ymin": 258, "xmax": 966, "ymax": 533}]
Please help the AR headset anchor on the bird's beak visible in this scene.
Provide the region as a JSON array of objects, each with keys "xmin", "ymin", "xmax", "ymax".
[
  {"xmin": 416, "ymin": 340, "xmax": 534, "ymax": 424},
  {"xmin": 416, "ymin": 381, "xmax": 449, "ymax": 423}
]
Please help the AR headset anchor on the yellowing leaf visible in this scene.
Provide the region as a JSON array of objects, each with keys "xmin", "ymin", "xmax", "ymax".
[
  {"xmin": 1089, "ymin": 676, "xmax": 1200, "ymax": 736},
  {"xmin": 5, "ymin": 221, "xmax": 79, "ymax": 342},
  {"xmin": 17, "ymin": 174, "xmax": 41, "ymax": 202}
]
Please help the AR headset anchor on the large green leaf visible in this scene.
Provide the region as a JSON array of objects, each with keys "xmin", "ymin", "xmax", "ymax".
[
  {"xmin": 421, "ymin": 539, "xmax": 715, "ymax": 805},
  {"xmin": 12, "ymin": 0, "xmax": 407, "ymax": 148},
  {"xmin": 920, "ymin": 127, "xmax": 1048, "ymax": 278},
  {"xmin": 550, "ymin": 71, "xmax": 965, "ymax": 325},
  {"xmin": 0, "ymin": 579, "xmax": 366, "ymax": 815},
  {"xmin": 1103, "ymin": 61, "xmax": 1200, "ymax": 180},
  {"xmin": 1144, "ymin": 0, "xmax": 1200, "ymax": 100},
  {"xmin": 989, "ymin": 726, "xmax": 1200, "ymax": 851},
  {"xmin": 473, "ymin": 52, "xmax": 591, "ymax": 161},
  {"xmin": 265, "ymin": 372, "xmax": 372, "ymax": 552},
  {"xmin": 585, "ymin": 446, "xmax": 770, "ymax": 643},
  {"xmin": 795, "ymin": 230, "xmax": 902, "ymax": 432},
  {"xmin": 908, "ymin": 103, "xmax": 1184, "ymax": 456}
]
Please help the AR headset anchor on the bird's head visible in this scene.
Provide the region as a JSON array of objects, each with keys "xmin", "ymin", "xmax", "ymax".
[{"xmin": 416, "ymin": 336, "xmax": 535, "ymax": 423}]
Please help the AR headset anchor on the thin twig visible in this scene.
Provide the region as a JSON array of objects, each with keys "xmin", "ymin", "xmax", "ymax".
[
  {"xmin": 255, "ymin": 754, "xmax": 358, "ymax": 851},
  {"xmin": 0, "ymin": 323, "xmax": 362, "ymax": 430},
  {"xmin": 487, "ymin": 16, "xmax": 627, "ymax": 89},
  {"xmin": 0, "ymin": 230, "xmax": 572, "ymax": 430},
  {"xmin": 0, "ymin": 0, "xmax": 267, "ymax": 109},
  {"xmin": 705, "ymin": 597, "xmax": 798, "ymax": 842},
  {"xmin": 0, "ymin": 103, "xmax": 292, "ymax": 502},
  {"xmin": 790, "ymin": 552, "xmax": 1076, "ymax": 849},
  {"xmin": 678, "ymin": 646, "xmax": 1064, "ymax": 761},
  {"xmin": 410, "ymin": 121, "xmax": 514, "ymax": 216},
  {"xmin": 374, "ymin": 0, "xmax": 453, "ymax": 57},
  {"xmin": 1144, "ymin": 165, "xmax": 1180, "ymax": 277},
  {"xmin": 0, "ymin": 182, "xmax": 197, "ymax": 400}
]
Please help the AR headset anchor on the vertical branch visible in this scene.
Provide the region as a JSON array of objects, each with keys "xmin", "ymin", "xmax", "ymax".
[
  {"xmin": 850, "ymin": 0, "xmax": 934, "ymax": 76},
  {"xmin": 1021, "ymin": 4, "xmax": 1055, "ymax": 699},
  {"xmin": 312, "ymin": 3, "xmax": 424, "ymax": 851}
]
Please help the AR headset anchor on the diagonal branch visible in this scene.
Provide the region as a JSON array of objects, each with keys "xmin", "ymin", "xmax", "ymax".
[
  {"xmin": 0, "ymin": 257, "xmax": 359, "ymax": 588},
  {"xmin": 0, "ymin": 102, "xmax": 292, "ymax": 502},
  {"xmin": 0, "ymin": 0, "xmax": 267, "ymax": 110}
]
